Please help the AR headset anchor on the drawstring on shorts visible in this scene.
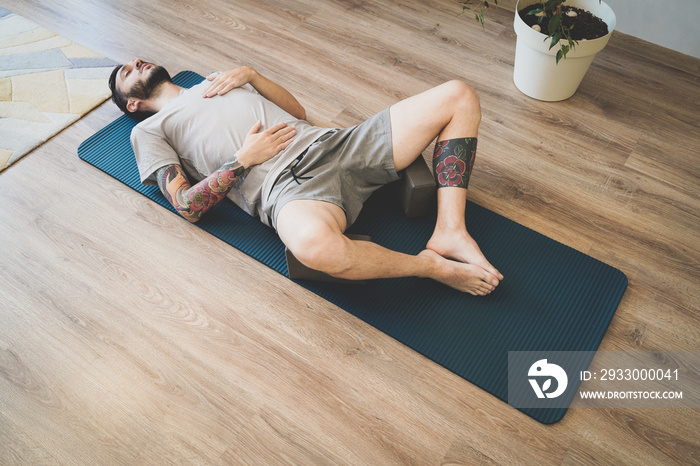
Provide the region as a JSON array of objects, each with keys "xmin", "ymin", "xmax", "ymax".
[{"xmin": 290, "ymin": 152, "xmax": 312, "ymax": 185}]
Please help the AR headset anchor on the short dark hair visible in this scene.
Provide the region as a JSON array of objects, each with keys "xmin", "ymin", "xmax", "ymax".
[
  {"xmin": 108, "ymin": 65, "xmax": 127, "ymax": 112},
  {"xmin": 107, "ymin": 64, "xmax": 154, "ymax": 122}
]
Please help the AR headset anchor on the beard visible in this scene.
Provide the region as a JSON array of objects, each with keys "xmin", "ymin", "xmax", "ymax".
[{"xmin": 128, "ymin": 64, "xmax": 172, "ymax": 100}]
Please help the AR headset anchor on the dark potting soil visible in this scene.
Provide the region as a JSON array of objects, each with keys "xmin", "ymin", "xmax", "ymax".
[{"xmin": 519, "ymin": 4, "xmax": 609, "ymax": 41}]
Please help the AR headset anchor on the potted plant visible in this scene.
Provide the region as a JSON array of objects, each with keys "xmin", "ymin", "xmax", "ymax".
[{"xmin": 460, "ymin": 0, "xmax": 616, "ymax": 101}]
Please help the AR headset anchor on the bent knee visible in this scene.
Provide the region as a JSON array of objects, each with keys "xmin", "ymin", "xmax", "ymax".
[
  {"xmin": 444, "ymin": 80, "xmax": 480, "ymax": 103},
  {"xmin": 286, "ymin": 227, "xmax": 350, "ymax": 276},
  {"xmin": 444, "ymin": 80, "xmax": 481, "ymax": 122}
]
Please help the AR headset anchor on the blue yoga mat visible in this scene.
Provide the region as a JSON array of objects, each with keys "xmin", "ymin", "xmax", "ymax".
[{"xmin": 79, "ymin": 71, "xmax": 627, "ymax": 424}]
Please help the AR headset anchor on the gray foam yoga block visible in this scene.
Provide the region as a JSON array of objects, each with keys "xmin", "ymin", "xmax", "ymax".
[{"xmin": 399, "ymin": 158, "xmax": 435, "ymax": 218}]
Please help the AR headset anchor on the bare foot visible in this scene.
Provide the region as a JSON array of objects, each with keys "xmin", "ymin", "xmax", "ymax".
[
  {"xmin": 419, "ymin": 249, "xmax": 500, "ymax": 295},
  {"xmin": 426, "ymin": 229, "xmax": 503, "ymax": 280}
]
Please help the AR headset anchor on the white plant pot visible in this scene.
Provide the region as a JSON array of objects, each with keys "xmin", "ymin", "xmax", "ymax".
[{"xmin": 513, "ymin": 0, "xmax": 616, "ymax": 101}]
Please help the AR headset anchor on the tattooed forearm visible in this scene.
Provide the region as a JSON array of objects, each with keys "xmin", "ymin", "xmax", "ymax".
[{"xmin": 156, "ymin": 158, "xmax": 245, "ymax": 222}]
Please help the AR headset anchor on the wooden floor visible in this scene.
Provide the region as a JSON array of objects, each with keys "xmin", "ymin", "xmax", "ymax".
[{"xmin": 1, "ymin": 0, "xmax": 698, "ymax": 464}]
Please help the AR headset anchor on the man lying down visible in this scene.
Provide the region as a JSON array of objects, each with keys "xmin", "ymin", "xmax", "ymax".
[{"xmin": 108, "ymin": 59, "xmax": 503, "ymax": 295}]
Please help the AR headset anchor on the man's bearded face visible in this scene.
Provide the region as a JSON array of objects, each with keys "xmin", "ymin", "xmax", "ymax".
[{"xmin": 127, "ymin": 64, "xmax": 172, "ymax": 100}]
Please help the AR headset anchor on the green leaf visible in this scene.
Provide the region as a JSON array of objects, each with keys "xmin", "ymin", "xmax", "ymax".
[
  {"xmin": 548, "ymin": 12, "xmax": 561, "ymax": 35},
  {"xmin": 545, "ymin": 0, "xmax": 561, "ymax": 12},
  {"xmin": 549, "ymin": 32, "xmax": 561, "ymax": 49},
  {"xmin": 557, "ymin": 44, "xmax": 570, "ymax": 63}
]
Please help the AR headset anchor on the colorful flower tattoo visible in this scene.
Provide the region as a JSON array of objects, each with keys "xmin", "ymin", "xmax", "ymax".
[
  {"xmin": 432, "ymin": 137, "xmax": 477, "ymax": 189},
  {"xmin": 155, "ymin": 158, "xmax": 244, "ymax": 222}
]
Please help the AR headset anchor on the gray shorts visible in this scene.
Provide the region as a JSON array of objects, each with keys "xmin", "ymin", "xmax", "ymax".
[{"xmin": 265, "ymin": 108, "xmax": 399, "ymax": 229}]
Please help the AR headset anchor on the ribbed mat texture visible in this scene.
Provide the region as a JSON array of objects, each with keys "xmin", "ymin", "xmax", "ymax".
[{"xmin": 78, "ymin": 71, "xmax": 627, "ymax": 424}]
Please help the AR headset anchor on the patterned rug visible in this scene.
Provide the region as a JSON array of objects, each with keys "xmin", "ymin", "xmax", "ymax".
[{"xmin": 0, "ymin": 7, "xmax": 116, "ymax": 171}]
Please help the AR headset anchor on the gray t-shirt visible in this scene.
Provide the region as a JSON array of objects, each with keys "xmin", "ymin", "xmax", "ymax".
[{"xmin": 131, "ymin": 80, "xmax": 332, "ymax": 225}]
